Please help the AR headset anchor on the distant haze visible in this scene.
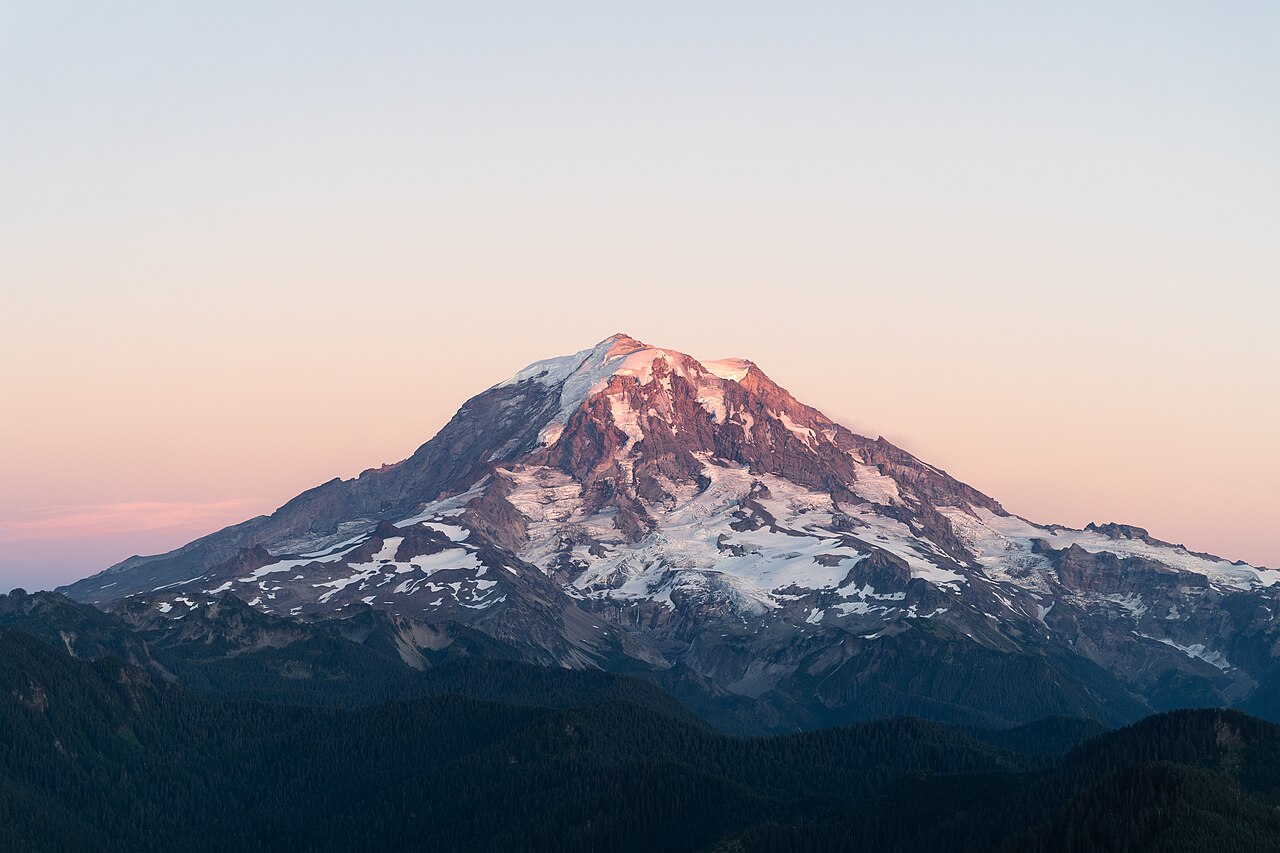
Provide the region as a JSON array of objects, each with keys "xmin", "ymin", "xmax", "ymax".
[{"xmin": 2, "ymin": 3, "xmax": 1276, "ymax": 589}]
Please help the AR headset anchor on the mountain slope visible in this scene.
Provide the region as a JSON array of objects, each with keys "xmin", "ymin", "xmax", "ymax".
[
  {"xmin": 4, "ymin": 627, "xmax": 1280, "ymax": 852},
  {"xmin": 59, "ymin": 333, "xmax": 1280, "ymax": 728}
]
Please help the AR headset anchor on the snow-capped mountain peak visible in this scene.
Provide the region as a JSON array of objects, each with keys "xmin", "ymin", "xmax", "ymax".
[
  {"xmin": 498, "ymin": 333, "xmax": 763, "ymax": 446},
  {"xmin": 60, "ymin": 334, "xmax": 1280, "ymax": 729}
]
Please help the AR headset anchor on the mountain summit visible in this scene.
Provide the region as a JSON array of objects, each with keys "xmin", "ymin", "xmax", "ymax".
[{"xmin": 60, "ymin": 334, "xmax": 1280, "ymax": 728}]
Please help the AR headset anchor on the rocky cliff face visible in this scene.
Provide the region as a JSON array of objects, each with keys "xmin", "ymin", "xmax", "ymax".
[{"xmin": 58, "ymin": 333, "xmax": 1280, "ymax": 728}]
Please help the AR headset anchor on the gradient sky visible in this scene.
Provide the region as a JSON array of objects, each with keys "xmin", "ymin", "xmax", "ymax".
[{"xmin": 2, "ymin": 2, "xmax": 1277, "ymax": 591}]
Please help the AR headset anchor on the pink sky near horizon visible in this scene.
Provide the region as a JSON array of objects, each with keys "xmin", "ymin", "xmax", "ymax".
[{"xmin": 1, "ymin": 3, "xmax": 1277, "ymax": 590}]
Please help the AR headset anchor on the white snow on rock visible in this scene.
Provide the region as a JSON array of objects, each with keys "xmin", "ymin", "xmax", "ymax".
[
  {"xmin": 497, "ymin": 334, "xmax": 759, "ymax": 445},
  {"xmin": 300, "ymin": 539, "xmax": 496, "ymax": 607},
  {"xmin": 944, "ymin": 507, "xmax": 1280, "ymax": 591},
  {"xmin": 837, "ymin": 504, "xmax": 966, "ymax": 587},
  {"xmin": 1155, "ymin": 638, "xmax": 1232, "ymax": 671},
  {"xmin": 501, "ymin": 458, "xmax": 968, "ymax": 613},
  {"xmin": 233, "ymin": 538, "xmax": 369, "ymax": 586},
  {"xmin": 702, "ymin": 358, "xmax": 752, "ymax": 382},
  {"xmin": 850, "ymin": 461, "xmax": 902, "ymax": 507},
  {"xmin": 395, "ymin": 480, "xmax": 488, "ymax": 530}
]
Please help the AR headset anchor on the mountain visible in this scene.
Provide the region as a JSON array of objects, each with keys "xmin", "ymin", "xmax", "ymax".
[
  {"xmin": 4, "ymin": 623, "xmax": 1280, "ymax": 852},
  {"xmin": 0, "ymin": 586, "xmax": 531, "ymax": 709},
  {"xmin": 59, "ymin": 333, "xmax": 1280, "ymax": 729}
]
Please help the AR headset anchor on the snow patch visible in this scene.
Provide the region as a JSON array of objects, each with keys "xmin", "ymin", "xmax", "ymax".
[{"xmin": 703, "ymin": 358, "xmax": 751, "ymax": 382}]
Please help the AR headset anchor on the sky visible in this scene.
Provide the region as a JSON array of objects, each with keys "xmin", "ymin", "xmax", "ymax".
[{"xmin": 1, "ymin": 2, "xmax": 1277, "ymax": 591}]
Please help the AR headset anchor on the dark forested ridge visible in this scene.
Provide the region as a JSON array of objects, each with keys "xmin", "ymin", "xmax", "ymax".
[
  {"xmin": 0, "ymin": 589, "xmax": 1194, "ymax": 734},
  {"xmin": 3, "ymin": 622, "xmax": 1280, "ymax": 852}
]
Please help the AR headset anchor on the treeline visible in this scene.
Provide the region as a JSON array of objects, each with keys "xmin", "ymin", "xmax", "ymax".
[{"xmin": 3, "ymin": 628, "xmax": 1280, "ymax": 852}]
